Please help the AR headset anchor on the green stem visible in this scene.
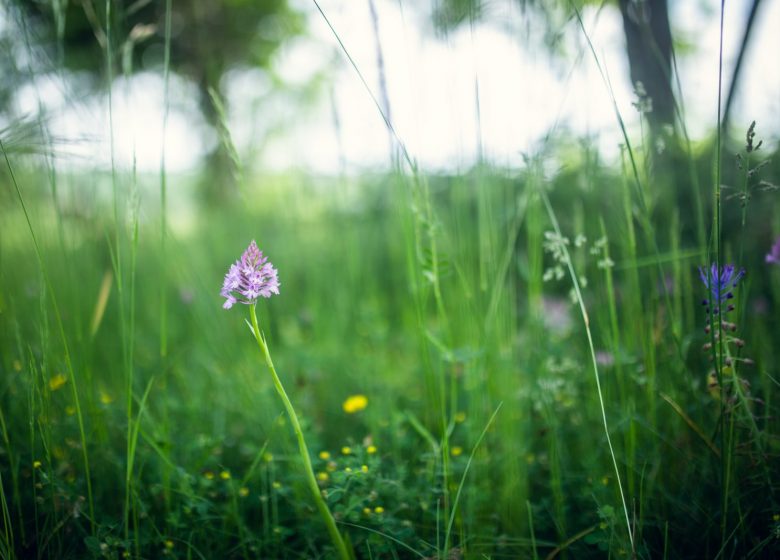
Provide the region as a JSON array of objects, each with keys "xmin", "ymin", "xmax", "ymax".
[
  {"xmin": 715, "ymin": 0, "xmax": 727, "ymax": 547},
  {"xmin": 248, "ymin": 305, "xmax": 350, "ymax": 560},
  {"xmin": 160, "ymin": 0, "xmax": 172, "ymax": 359}
]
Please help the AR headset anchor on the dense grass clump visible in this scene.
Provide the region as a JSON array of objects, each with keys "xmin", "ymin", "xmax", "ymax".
[{"xmin": 2, "ymin": 139, "xmax": 780, "ymax": 558}]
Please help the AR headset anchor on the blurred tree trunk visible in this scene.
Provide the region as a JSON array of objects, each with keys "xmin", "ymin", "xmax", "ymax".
[
  {"xmin": 618, "ymin": 0, "xmax": 675, "ymax": 135},
  {"xmin": 618, "ymin": 0, "xmax": 685, "ymax": 225}
]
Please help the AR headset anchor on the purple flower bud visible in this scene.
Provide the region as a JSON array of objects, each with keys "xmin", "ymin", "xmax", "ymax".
[{"xmin": 220, "ymin": 240, "xmax": 280, "ymax": 309}]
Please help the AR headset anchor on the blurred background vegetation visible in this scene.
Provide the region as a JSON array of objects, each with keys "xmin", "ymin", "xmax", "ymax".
[{"xmin": 1, "ymin": 0, "xmax": 779, "ymax": 558}]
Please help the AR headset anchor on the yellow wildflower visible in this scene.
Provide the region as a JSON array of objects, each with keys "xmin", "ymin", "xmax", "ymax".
[
  {"xmin": 99, "ymin": 391, "xmax": 113, "ymax": 405},
  {"xmin": 33, "ymin": 460, "xmax": 42, "ymax": 469},
  {"xmin": 317, "ymin": 472, "xmax": 329, "ymax": 482},
  {"xmin": 374, "ymin": 506, "xmax": 384, "ymax": 514},
  {"xmin": 361, "ymin": 465, "xmax": 369, "ymax": 473},
  {"xmin": 220, "ymin": 470, "xmax": 231, "ymax": 480},
  {"xmin": 451, "ymin": 446, "xmax": 463, "ymax": 457},
  {"xmin": 341, "ymin": 446, "xmax": 352, "ymax": 455},
  {"xmin": 164, "ymin": 540, "xmax": 174, "ymax": 549},
  {"xmin": 49, "ymin": 374, "xmax": 67, "ymax": 391},
  {"xmin": 319, "ymin": 451, "xmax": 331, "ymax": 460},
  {"xmin": 238, "ymin": 487, "xmax": 249, "ymax": 497},
  {"xmin": 363, "ymin": 507, "xmax": 372, "ymax": 515},
  {"xmin": 366, "ymin": 445, "xmax": 377, "ymax": 454},
  {"xmin": 342, "ymin": 394, "xmax": 368, "ymax": 414},
  {"xmin": 204, "ymin": 471, "xmax": 214, "ymax": 480}
]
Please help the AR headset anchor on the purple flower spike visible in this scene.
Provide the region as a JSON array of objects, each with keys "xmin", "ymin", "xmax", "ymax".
[
  {"xmin": 766, "ymin": 237, "xmax": 780, "ymax": 265},
  {"xmin": 698, "ymin": 263, "xmax": 744, "ymax": 314},
  {"xmin": 220, "ymin": 240, "xmax": 280, "ymax": 309}
]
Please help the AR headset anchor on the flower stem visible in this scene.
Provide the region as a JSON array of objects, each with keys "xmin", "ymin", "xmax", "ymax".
[{"xmin": 249, "ymin": 305, "xmax": 351, "ymax": 560}]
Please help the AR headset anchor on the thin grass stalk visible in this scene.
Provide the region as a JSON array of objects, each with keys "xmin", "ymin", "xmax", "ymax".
[
  {"xmin": 27, "ymin": 373, "xmax": 40, "ymax": 549},
  {"xmin": 421, "ymin": 184, "xmax": 454, "ymax": 542},
  {"xmin": 270, "ymin": 459, "xmax": 280, "ymax": 554},
  {"xmin": 546, "ymin": 405, "xmax": 567, "ymax": 545},
  {"xmin": 105, "ymin": 0, "xmax": 120, "ymax": 285},
  {"xmin": 617, "ymin": 148, "xmax": 649, "ymax": 387},
  {"xmin": 599, "ymin": 218, "xmax": 636, "ymax": 497},
  {"xmin": 468, "ymin": 13, "xmax": 491, "ymax": 296},
  {"xmin": 538, "ymin": 188, "xmax": 634, "ymax": 553},
  {"xmin": 527, "ymin": 500, "xmax": 540, "ymax": 560},
  {"xmin": 0, "ymin": 392, "xmax": 23, "ymax": 548},
  {"xmin": 261, "ymin": 462, "xmax": 271, "ymax": 556},
  {"xmin": 670, "ymin": 211, "xmax": 684, "ymax": 334},
  {"xmin": 127, "ymin": 376, "xmax": 155, "ymax": 558},
  {"xmin": 101, "ymin": 0, "xmax": 136, "ymax": 542},
  {"xmin": 29, "ymin": 352, "xmax": 59, "ymax": 551},
  {"xmin": 443, "ymin": 403, "xmax": 502, "ymax": 554},
  {"xmin": 0, "ymin": 469, "xmax": 14, "ymax": 560},
  {"xmin": 36, "ymin": 212, "xmax": 65, "ymax": 551},
  {"xmin": 0, "ymin": 404, "xmax": 16, "ymax": 556},
  {"xmin": 711, "ymin": 0, "xmax": 728, "ymax": 547},
  {"xmin": 120, "ymin": 37, "xmax": 145, "ymax": 554},
  {"xmin": 366, "ymin": 0, "xmax": 394, "ymax": 161},
  {"xmin": 737, "ymin": 134, "xmax": 754, "ymax": 268},
  {"xmin": 160, "ymin": 0, "xmax": 172, "ymax": 358},
  {"xmin": 128, "ymin": 195, "xmax": 141, "ymax": 557}
]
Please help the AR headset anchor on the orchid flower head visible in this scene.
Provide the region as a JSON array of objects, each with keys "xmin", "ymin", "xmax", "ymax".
[{"xmin": 220, "ymin": 240, "xmax": 280, "ymax": 309}]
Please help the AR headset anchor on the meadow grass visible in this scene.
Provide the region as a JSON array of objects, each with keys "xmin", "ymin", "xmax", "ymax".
[{"xmin": 2, "ymin": 2, "xmax": 780, "ymax": 559}]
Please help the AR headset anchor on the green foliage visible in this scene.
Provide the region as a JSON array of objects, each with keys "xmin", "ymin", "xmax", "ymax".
[
  {"xmin": 2, "ymin": 2, "xmax": 780, "ymax": 558},
  {"xmin": 10, "ymin": 0, "xmax": 303, "ymax": 86}
]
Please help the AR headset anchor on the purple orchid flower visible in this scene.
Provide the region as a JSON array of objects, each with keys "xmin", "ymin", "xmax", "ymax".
[{"xmin": 220, "ymin": 240, "xmax": 280, "ymax": 309}]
